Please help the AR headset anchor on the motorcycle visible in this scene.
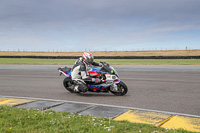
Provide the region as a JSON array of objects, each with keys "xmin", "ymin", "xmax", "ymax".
[{"xmin": 58, "ymin": 62, "xmax": 128, "ymax": 96}]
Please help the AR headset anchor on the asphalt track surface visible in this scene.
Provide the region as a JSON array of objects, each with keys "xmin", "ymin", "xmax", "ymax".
[{"xmin": 0, "ymin": 65, "xmax": 200, "ymax": 116}]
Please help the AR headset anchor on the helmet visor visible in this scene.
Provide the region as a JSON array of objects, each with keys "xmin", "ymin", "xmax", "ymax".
[{"xmin": 87, "ymin": 57, "xmax": 93, "ymax": 64}]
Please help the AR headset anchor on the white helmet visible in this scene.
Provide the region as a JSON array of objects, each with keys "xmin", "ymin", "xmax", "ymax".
[{"xmin": 82, "ymin": 52, "xmax": 94, "ymax": 64}]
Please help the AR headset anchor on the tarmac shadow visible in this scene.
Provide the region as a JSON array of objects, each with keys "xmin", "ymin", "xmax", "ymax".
[{"xmin": 76, "ymin": 92, "xmax": 116, "ymax": 97}]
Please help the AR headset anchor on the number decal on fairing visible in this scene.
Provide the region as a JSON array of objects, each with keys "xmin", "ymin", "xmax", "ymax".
[{"xmin": 106, "ymin": 75, "xmax": 112, "ymax": 79}]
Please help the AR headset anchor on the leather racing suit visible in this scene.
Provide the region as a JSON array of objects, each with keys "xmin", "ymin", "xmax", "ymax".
[{"xmin": 71, "ymin": 57, "xmax": 101, "ymax": 92}]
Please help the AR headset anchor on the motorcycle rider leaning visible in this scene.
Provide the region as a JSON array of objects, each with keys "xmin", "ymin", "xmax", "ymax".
[{"xmin": 71, "ymin": 52, "xmax": 102, "ymax": 92}]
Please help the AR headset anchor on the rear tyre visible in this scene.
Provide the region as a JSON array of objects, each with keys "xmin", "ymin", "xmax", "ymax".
[
  {"xmin": 63, "ymin": 77, "xmax": 75, "ymax": 93},
  {"xmin": 110, "ymin": 81, "xmax": 128, "ymax": 96}
]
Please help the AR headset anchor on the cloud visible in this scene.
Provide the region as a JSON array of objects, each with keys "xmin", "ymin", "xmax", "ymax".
[{"xmin": 0, "ymin": 0, "xmax": 200, "ymax": 51}]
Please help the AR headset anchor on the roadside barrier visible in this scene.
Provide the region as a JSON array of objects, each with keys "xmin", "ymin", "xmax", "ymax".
[{"xmin": 0, "ymin": 56, "xmax": 200, "ymax": 59}]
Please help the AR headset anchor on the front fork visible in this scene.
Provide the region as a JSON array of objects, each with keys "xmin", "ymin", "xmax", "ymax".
[{"xmin": 110, "ymin": 79, "xmax": 121, "ymax": 92}]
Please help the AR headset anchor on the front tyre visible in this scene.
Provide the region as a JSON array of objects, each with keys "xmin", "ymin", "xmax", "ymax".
[
  {"xmin": 63, "ymin": 77, "xmax": 75, "ymax": 93},
  {"xmin": 110, "ymin": 81, "xmax": 128, "ymax": 96}
]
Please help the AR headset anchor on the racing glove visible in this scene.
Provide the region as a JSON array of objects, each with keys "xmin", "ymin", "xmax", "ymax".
[{"xmin": 99, "ymin": 62, "xmax": 103, "ymax": 67}]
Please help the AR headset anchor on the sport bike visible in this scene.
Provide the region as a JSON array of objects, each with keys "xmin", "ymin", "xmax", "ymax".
[{"xmin": 58, "ymin": 62, "xmax": 128, "ymax": 96}]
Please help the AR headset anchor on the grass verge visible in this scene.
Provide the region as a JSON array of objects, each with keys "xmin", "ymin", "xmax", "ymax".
[
  {"xmin": 0, "ymin": 58, "xmax": 200, "ymax": 65},
  {"xmin": 0, "ymin": 106, "xmax": 191, "ymax": 133}
]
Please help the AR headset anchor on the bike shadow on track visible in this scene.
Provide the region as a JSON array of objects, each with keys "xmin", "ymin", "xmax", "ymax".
[{"xmin": 73, "ymin": 92, "xmax": 129, "ymax": 97}]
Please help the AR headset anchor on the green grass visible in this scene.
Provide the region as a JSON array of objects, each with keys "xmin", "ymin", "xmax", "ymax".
[
  {"xmin": 0, "ymin": 58, "xmax": 200, "ymax": 65},
  {"xmin": 0, "ymin": 106, "xmax": 191, "ymax": 133}
]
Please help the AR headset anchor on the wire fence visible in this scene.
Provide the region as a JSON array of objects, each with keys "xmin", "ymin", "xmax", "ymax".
[{"xmin": 0, "ymin": 47, "xmax": 198, "ymax": 52}]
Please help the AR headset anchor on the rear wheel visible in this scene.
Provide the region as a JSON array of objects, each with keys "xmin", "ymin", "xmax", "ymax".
[
  {"xmin": 110, "ymin": 81, "xmax": 128, "ymax": 96},
  {"xmin": 63, "ymin": 77, "xmax": 75, "ymax": 93}
]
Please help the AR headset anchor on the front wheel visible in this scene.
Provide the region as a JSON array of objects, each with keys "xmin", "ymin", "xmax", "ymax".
[{"xmin": 110, "ymin": 81, "xmax": 128, "ymax": 96}]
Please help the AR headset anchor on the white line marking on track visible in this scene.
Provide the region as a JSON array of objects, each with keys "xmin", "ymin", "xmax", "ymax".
[{"xmin": 1, "ymin": 95, "xmax": 200, "ymax": 118}]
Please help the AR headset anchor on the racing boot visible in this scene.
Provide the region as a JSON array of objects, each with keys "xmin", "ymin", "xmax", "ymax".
[{"xmin": 74, "ymin": 80, "xmax": 88, "ymax": 92}]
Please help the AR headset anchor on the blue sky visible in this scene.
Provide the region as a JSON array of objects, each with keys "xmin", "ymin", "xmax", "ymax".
[{"xmin": 0, "ymin": 0, "xmax": 200, "ymax": 51}]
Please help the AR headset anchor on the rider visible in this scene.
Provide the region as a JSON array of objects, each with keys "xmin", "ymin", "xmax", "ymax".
[{"xmin": 71, "ymin": 52, "xmax": 102, "ymax": 92}]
